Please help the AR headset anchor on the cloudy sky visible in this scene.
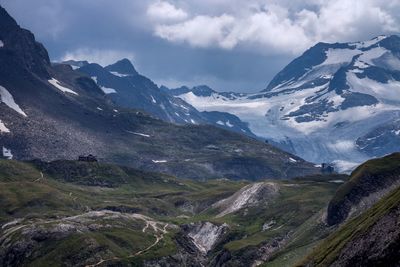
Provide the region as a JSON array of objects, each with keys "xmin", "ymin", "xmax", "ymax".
[{"xmin": 2, "ymin": 0, "xmax": 400, "ymax": 92}]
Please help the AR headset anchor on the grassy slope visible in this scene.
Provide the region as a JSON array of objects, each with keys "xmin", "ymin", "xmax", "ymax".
[
  {"xmin": 298, "ymin": 185, "xmax": 400, "ymax": 266},
  {"xmin": 0, "ymin": 160, "xmax": 342, "ymax": 266},
  {"xmin": 330, "ymin": 152, "xmax": 400, "ymax": 206}
]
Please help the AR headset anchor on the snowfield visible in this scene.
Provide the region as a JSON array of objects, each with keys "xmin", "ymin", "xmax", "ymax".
[
  {"xmin": 174, "ymin": 36, "xmax": 400, "ymax": 172},
  {"xmin": 0, "ymin": 85, "xmax": 27, "ymax": 117},
  {"xmin": 0, "ymin": 120, "xmax": 10, "ymax": 133},
  {"xmin": 100, "ymin": 86, "xmax": 117, "ymax": 94},
  {"xmin": 2, "ymin": 147, "xmax": 13, "ymax": 159}
]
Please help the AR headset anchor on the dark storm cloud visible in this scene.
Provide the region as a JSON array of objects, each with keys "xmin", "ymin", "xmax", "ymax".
[{"xmin": 1, "ymin": 0, "xmax": 399, "ymax": 92}]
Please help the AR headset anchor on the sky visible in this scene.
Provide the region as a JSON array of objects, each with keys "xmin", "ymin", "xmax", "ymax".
[{"xmin": 1, "ymin": 0, "xmax": 400, "ymax": 92}]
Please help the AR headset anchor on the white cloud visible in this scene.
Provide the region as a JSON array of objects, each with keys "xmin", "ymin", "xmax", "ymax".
[
  {"xmin": 147, "ymin": 1, "xmax": 188, "ymax": 21},
  {"xmin": 60, "ymin": 48, "xmax": 135, "ymax": 66},
  {"xmin": 149, "ymin": 0, "xmax": 400, "ymax": 54},
  {"xmin": 155, "ymin": 14, "xmax": 235, "ymax": 48}
]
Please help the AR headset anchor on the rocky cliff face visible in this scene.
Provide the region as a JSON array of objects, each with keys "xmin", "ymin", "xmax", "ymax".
[{"xmin": 326, "ymin": 153, "xmax": 400, "ymax": 225}]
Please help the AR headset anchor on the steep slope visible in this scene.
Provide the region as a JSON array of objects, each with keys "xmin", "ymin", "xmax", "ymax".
[
  {"xmin": 0, "ymin": 5, "xmax": 317, "ymax": 180},
  {"xmin": 173, "ymin": 36, "xmax": 400, "ymax": 172},
  {"xmin": 300, "ymin": 183, "xmax": 400, "ymax": 267},
  {"xmin": 326, "ymin": 152, "xmax": 400, "ymax": 225}
]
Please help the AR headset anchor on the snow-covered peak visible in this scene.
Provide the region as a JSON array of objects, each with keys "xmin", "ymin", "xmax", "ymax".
[{"xmin": 350, "ymin": 35, "xmax": 388, "ymax": 49}]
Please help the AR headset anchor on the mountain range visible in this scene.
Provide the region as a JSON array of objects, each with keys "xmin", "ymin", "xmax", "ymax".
[
  {"xmin": 1, "ymin": 3, "xmax": 400, "ymax": 267},
  {"xmin": 171, "ymin": 35, "xmax": 400, "ymax": 172},
  {"xmin": 0, "ymin": 5, "xmax": 317, "ymax": 180}
]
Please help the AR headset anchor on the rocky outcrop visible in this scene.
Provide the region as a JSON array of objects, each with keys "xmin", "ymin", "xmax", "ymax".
[
  {"xmin": 186, "ymin": 222, "xmax": 229, "ymax": 254},
  {"xmin": 212, "ymin": 182, "xmax": 280, "ymax": 217},
  {"xmin": 330, "ymin": 205, "xmax": 400, "ymax": 267}
]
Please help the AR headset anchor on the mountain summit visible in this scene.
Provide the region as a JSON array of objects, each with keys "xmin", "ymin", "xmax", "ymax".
[
  {"xmin": 173, "ymin": 35, "xmax": 400, "ymax": 171},
  {"xmin": 105, "ymin": 58, "xmax": 138, "ymax": 76}
]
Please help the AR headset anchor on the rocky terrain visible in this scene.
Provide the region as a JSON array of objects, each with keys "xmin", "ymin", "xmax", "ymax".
[
  {"xmin": 0, "ymin": 5, "xmax": 318, "ymax": 180},
  {"xmin": 301, "ymin": 179, "xmax": 400, "ymax": 267}
]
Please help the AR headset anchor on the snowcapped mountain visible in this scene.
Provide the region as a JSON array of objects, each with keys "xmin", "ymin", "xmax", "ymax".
[
  {"xmin": 66, "ymin": 59, "xmax": 255, "ymax": 136},
  {"xmin": 173, "ymin": 35, "xmax": 400, "ymax": 172}
]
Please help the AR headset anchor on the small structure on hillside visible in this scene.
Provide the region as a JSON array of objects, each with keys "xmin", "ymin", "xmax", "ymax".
[
  {"xmin": 78, "ymin": 154, "xmax": 98, "ymax": 162},
  {"xmin": 321, "ymin": 163, "xmax": 335, "ymax": 174}
]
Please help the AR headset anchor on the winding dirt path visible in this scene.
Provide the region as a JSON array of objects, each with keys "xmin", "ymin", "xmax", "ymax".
[{"xmin": 85, "ymin": 215, "xmax": 169, "ymax": 267}]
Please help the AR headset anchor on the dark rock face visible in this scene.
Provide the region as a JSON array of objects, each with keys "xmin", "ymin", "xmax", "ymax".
[
  {"xmin": 0, "ymin": 6, "xmax": 50, "ymax": 78},
  {"xmin": 330, "ymin": 205, "xmax": 400, "ymax": 267},
  {"xmin": 326, "ymin": 153, "xmax": 400, "ymax": 226},
  {"xmin": 105, "ymin": 58, "xmax": 138, "ymax": 75}
]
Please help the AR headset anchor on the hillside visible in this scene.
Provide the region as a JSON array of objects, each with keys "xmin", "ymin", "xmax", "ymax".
[
  {"xmin": 326, "ymin": 152, "xmax": 400, "ymax": 225},
  {"xmin": 300, "ymin": 182, "xmax": 400, "ymax": 267},
  {"xmin": 0, "ymin": 159, "xmax": 344, "ymax": 266}
]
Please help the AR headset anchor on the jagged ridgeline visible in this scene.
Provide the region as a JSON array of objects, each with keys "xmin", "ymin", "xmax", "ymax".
[{"xmin": 0, "ymin": 5, "xmax": 317, "ymax": 180}]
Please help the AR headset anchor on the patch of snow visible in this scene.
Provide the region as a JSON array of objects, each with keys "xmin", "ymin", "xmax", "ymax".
[
  {"xmin": 351, "ymin": 35, "xmax": 387, "ymax": 49},
  {"xmin": 113, "ymin": 109, "xmax": 118, "ymax": 113},
  {"xmin": 110, "ymin": 71, "xmax": 131, "ymax": 77},
  {"xmin": 2, "ymin": 147, "xmax": 13, "ymax": 159},
  {"xmin": 216, "ymin": 120, "xmax": 224, "ymax": 125},
  {"xmin": 226, "ymin": 120, "xmax": 233, "ymax": 127},
  {"xmin": 0, "ymin": 120, "xmax": 10, "ymax": 133},
  {"xmin": 150, "ymin": 95, "xmax": 157, "ymax": 104},
  {"xmin": 321, "ymin": 48, "xmax": 360, "ymax": 66},
  {"xmin": 190, "ymin": 119, "xmax": 196, "ymax": 124},
  {"xmin": 289, "ymin": 157, "xmax": 297, "ymax": 163},
  {"xmin": 96, "ymin": 107, "xmax": 103, "ymax": 111},
  {"xmin": 48, "ymin": 78, "xmax": 78, "ymax": 95},
  {"xmin": 395, "ymin": 130, "xmax": 400, "ymax": 135},
  {"xmin": 91, "ymin": 76, "xmax": 98, "ymax": 83},
  {"xmin": 0, "ymin": 85, "xmax": 27, "ymax": 117},
  {"xmin": 329, "ymin": 180, "xmax": 345, "ymax": 183},
  {"xmin": 152, "ymin": 160, "xmax": 168, "ymax": 163},
  {"xmin": 126, "ymin": 131, "xmax": 150, "ymax": 137},
  {"xmin": 0, "ymin": 40, "xmax": 4, "ymax": 48},
  {"xmin": 100, "ymin": 86, "xmax": 117, "ymax": 94}
]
